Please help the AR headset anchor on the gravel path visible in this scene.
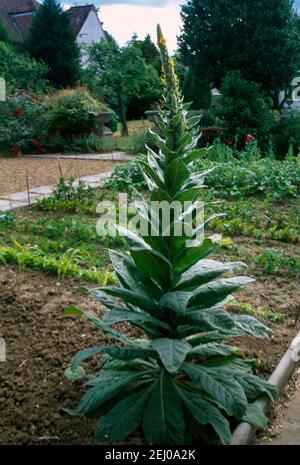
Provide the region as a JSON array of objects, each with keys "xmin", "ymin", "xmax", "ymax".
[{"xmin": 0, "ymin": 158, "xmax": 122, "ymax": 196}]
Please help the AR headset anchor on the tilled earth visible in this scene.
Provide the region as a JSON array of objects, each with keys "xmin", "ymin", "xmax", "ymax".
[
  {"xmin": 0, "ymin": 264, "xmax": 299, "ymax": 444},
  {"xmin": 0, "ymin": 158, "xmax": 120, "ymax": 196}
]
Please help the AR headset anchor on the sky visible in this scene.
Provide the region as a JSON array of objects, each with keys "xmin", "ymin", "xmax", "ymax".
[{"xmin": 63, "ymin": 0, "xmax": 184, "ymax": 52}]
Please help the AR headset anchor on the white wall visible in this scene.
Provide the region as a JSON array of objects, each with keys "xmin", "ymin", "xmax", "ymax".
[{"xmin": 77, "ymin": 10, "xmax": 106, "ymax": 67}]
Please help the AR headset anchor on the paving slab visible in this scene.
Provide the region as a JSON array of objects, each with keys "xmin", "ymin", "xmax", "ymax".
[
  {"xmin": 29, "ymin": 186, "xmax": 54, "ymax": 196},
  {"xmin": 0, "ymin": 170, "xmax": 113, "ymax": 211},
  {"xmin": 267, "ymin": 390, "xmax": 300, "ymax": 445},
  {"xmin": 25, "ymin": 151, "xmax": 133, "ymax": 161}
]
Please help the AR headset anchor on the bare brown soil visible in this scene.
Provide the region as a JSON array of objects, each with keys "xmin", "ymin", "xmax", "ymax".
[
  {"xmin": 0, "ymin": 261, "xmax": 299, "ymax": 444},
  {"xmin": 0, "ymin": 158, "xmax": 120, "ymax": 196}
]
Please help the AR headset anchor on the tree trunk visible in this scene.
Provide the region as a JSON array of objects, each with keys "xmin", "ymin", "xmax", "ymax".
[{"xmin": 117, "ymin": 93, "xmax": 129, "ymax": 136}]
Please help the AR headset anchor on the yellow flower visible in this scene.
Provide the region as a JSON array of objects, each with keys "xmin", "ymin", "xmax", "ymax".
[
  {"xmin": 159, "ymin": 36, "xmax": 167, "ymax": 46},
  {"xmin": 168, "ymin": 58, "xmax": 175, "ymax": 68}
]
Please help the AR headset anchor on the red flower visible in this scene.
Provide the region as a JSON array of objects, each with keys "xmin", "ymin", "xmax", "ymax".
[
  {"xmin": 227, "ymin": 139, "xmax": 233, "ymax": 146},
  {"xmin": 156, "ymin": 100, "xmax": 164, "ymax": 109},
  {"xmin": 245, "ymin": 134, "xmax": 255, "ymax": 143},
  {"xmin": 11, "ymin": 145, "xmax": 21, "ymax": 156},
  {"xmin": 14, "ymin": 108, "xmax": 24, "ymax": 117}
]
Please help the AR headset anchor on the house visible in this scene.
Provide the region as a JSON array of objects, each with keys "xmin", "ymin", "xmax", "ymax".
[
  {"xmin": 66, "ymin": 5, "xmax": 106, "ymax": 50},
  {"xmin": 0, "ymin": 0, "xmax": 39, "ymax": 43},
  {"xmin": 0, "ymin": 1, "xmax": 106, "ymax": 64}
]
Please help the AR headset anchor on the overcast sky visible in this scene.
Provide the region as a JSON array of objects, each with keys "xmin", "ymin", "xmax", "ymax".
[{"xmin": 63, "ymin": 0, "xmax": 184, "ymax": 52}]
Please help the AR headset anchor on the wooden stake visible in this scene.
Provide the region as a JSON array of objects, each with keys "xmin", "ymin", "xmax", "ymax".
[
  {"xmin": 25, "ymin": 174, "xmax": 31, "ymax": 206},
  {"xmin": 9, "ymin": 195, "xmax": 12, "ymax": 211},
  {"xmin": 76, "ymin": 154, "xmax": 81, "ymax": 179},
  {"xmin": 58, "ymin": 159, "xmax": 63, "ymax": 179}
]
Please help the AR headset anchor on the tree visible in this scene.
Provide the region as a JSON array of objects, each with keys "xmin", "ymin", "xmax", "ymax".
[
  {"xmin": 179, "ymin": 0, "xmax": 300, "ymax": 109},
  {"xmin": 220, "ymin": 71, "xmax": 272, "ymax": 146},
  {"xmin": 26, "ymin": 0, "xmax": 80, "ymax": 87},
  {"xmin": 86, "ymin": 39, "xmax": 162, "ymax": 135}
]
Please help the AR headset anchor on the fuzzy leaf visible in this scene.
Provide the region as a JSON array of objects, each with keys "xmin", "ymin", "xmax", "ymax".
[
  {"xmin": 95, "ymin": 388, "xmax": 151, "ymax": 442},
  {"xmin": 183, "ymin": 363, "xmax": 247, "ymax": 417},
  {"xmin": 143, "ymin": 370, "xmax": 185, "ymax": 444},
  {"xmin": 152, "ymin": 338, "xmax": 191, "ymax": 373}
]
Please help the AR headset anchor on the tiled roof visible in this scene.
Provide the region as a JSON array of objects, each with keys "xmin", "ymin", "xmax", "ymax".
[
  {"xmin": 66, "ymin": 5, "xmax": 96, "ymax": 35},
  {"xmin": 0, "ymin": 0, "xmax": 39, "ymax": 14},
  {"xmin": 0, "ymin": 0, "xmax": 39, "ymax": 41}
]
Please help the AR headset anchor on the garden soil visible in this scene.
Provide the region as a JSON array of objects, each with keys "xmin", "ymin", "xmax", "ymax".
[
  {"xmin": 0, "ymin": 158, "xmax": 122, "ymax": 197},
  {"xmin": 0, "ymin": 265, "xmax": 299, "ymax": 444}
]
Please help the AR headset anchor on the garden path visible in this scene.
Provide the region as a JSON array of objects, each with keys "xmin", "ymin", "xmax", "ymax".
[
  {"xmin": 0, "ymin": 170, "xmax": 112, "ymax": 212},
  {"xmin": 267, "ymin": 388, "xmax": 300, "ymax": 445},
  {"xmin": 25, "ymin": 151, "xmax": 133, "ymax": 161}
]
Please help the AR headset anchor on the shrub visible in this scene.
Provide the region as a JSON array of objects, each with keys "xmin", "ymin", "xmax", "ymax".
[
  {"xmin": 273, "ymin": 109, "xmax": 300, "ymax": 157},
  {"xmin": 43, "ymin": 87, "xmax": 113, "ymax": 138},
  {"xmin": 65, "ymin": 26, "xmax": 276, "ymax": 445},
  {"xmin": 220, "ymin": 71, "xmax": 272, "ymax": 147},
  {"xmin": 196, "ymin": 153, "xmax": 300, "ymax": 201},
  {"xmin": 0, "ymin": 89, "xmax": 44, "ymax": 155},
  {"xmin": 105, "ymin": 160, "xmax": 146, "ymax": 192},
  {"xmin": 0, "ymin": 41, "xmax": 49, "ymax": 94}
]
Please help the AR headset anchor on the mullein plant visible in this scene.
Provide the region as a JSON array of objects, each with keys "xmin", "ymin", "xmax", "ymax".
[{"xmin": 65, "ymin": 26, "xmax": 276, "ymax": 445}]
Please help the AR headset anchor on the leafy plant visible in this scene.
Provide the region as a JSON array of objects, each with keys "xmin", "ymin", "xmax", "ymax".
[
  {"xmin": 65, "ymin": 26, "xmax": 276, "ymax": 445},
  {"xmin": 255, "ymin": 248, "xmax": 300, "ymax": 275},
  {"xmin": 43, "ymin": 87, "xmax": 114, "ymax": 139},
  {"xmin": 53, "ymin": 177, "xmax": 95, "ymax": 202},
  {"xmin": 105, "ymin": 161, "xmax": 147, "ymax": 192}
]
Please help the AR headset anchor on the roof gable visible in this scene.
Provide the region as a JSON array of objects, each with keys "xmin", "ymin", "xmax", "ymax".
[{"xmin": 66, "ymin": 5, "xmax": 96, "ymax": 36}]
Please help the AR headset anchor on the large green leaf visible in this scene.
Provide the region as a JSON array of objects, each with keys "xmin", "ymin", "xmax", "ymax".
[
  {"xmin": 164, "ymin": 159, "xmax": 189, "ymax": 195},
  {"xmin": 173, "ymin": 186, "xmax": 204, "ymax": 202},
  {"xmin": 188, "ymin": 276, "xmax": 255, "ymax": 308},
  {"xmin": 187, "ymin": 342, "xmax": 242, "ymax": 359},
  {"xmin": 105, "ymin": 346, "xmax": 156, "ymax": 361},
  {"xmin": 95, "ymin": 387, "xmax": 151, "ymax": 443},
  {"xmin": 99, "ymin": 286, "xmax": 161, "ymax": 317},
  {"xmin": 143, "ymin": 370, "xmax": 186, "ymax": 444},
  {"xmin": 75, "ymin": 372, "xmax": 144, "ymax": 415},
  {"xmin": 240, "ymin": 403, "xmax": 268, "ymax": 428},
  {"xmin": 175, "ymin": 260, "xmax": 247, "ymax": 291},
  {"xmin": 176, "ymin": 387, "xmax": 231, "ymax": 445},
  {"xmin": 235, "ymin": 372, "xmax": 277, "ymax": 402},
  {"xmin": 234, "ymin": 315, "xmax": 271, "ymax": 338},
  {"xmin": 183, "ymin": 148, "xmax": 209, "ymax": 165},
  {"xmin": 185, "ymin": 328, "xmax": 245, "ymax": 346},
  {"xmin": 185, "ymin": 306, "xmax": 235, "ymax": 331},
  {"xmin": 103, "ymin": 308, "xmax": 171, "ymax": 333},
  {"xmin": 130, "ymin": 247, "xmax": 172, "ymax": 289},
  {"xmin": 174, "ymin": 237, "xmax": 219, "ymax": 273},
  {"xmin": 109, "ymin": 250, "xmax": 161, "ymax": 300},
  {"xmin": 152, "ymin": 338, "xmax": 191, "ymax": 373},
  {"xmin": 159, "ymin": 291, "xmax": 193, "ymax": 315},
  {"xmin": 183, "ymin": 363, "xmax": 248, "ymax": 417},
  {"xmin": 71, "ymin": 346, "xmax": 106, "ymax": 372}
]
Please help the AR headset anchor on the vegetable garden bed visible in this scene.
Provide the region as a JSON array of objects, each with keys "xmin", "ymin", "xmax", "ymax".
[{"xmin": 0, "ymin": 191, "xmax": 299, "ymax": 444}]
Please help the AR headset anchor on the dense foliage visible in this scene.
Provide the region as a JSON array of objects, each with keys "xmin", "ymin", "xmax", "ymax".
[
  {"xmin": 220, "ymin": 71, "xmax": 272, "ymax": 147},
  {"xmin": 65, "ymin": 26, "xmax": 276, "ymax": 445},
  {"xmin": 85, "ymin": 38, "xmax": 162, "ymax": 135},
  {"xmin": 179, "ymin": 0, "xmax": 300, "ymax": 109},
  {"xmin": 0, "ymin": 41, "xmax": 49, "ymax": 94},
  {"xmin": 0, "ymin": 89, "xmax": 43, "ymax": 155},
  {"xmin": 43, "ymin": 87, "xmax": 115, "ymax": 139},
  {"xmin": 26, "ymin": 0, "xmax": 80, "ymax": 87}
]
